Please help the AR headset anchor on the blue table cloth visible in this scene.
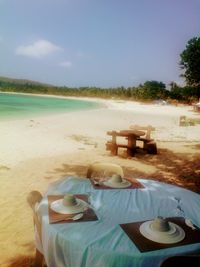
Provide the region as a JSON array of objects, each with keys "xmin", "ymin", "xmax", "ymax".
[{"xmin": 38, "ymin": 177, "xmax": 200, "ymax": 267}]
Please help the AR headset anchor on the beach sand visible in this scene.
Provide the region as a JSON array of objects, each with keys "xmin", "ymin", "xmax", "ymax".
[{"xmin": 0, "ymin": 98, "xmax": 200, "ymax": 267}]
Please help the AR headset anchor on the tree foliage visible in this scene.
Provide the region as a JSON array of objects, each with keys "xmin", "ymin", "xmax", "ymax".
[
  {"xmin": 180, "ymin": 37, "xmax": 200, "ymax": 86},
  {"xmin": 142, "ymin": 81, "xmax": 167, "ymax": 100},
  {"xmin": 1, "ymin": 76, "xmax": 199, "ymax": 103}
]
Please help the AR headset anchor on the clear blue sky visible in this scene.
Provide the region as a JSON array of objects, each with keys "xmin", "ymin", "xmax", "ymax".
[{"xmin": 0, "ymin": 0, "xmax": 199, "ymax": 87}]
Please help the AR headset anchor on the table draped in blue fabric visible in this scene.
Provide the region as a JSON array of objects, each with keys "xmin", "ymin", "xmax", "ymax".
[{"xmin": 37, "ymin": 177, "xmax": 200, "ymax": 267}]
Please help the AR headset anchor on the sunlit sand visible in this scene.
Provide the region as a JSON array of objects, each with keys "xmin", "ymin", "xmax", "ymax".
[{"xmin": 0, "ymin": 97, "xmax": 199, "ymax": 266}]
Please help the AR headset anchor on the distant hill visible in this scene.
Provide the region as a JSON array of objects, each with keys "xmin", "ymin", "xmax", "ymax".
[
  {"xmin": 0, "ymin": 76, "xmax": 55, "ymax": 87},
  {"xmin": 0, "ymin": 76, "xmax": 60, "ymax": 95}
]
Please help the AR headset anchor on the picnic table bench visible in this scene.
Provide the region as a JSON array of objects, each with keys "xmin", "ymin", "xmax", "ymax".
[{"xmin": 129, "ymin": 125, "xmax": 157, "ymax": 153}]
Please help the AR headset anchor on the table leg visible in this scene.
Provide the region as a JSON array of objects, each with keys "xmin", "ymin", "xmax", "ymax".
[{"xmin": 127, "ymin": 137, "xmax": 136, "ymax": 157}]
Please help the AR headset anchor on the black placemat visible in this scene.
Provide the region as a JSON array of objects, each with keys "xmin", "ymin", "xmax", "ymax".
[
  {"xmin": 48, "ymin": 194, "xmax": 98, "ymax": 224},
  {"xmin": 120, "ymin": 217, "xmax": 200, "ymax": 252}
]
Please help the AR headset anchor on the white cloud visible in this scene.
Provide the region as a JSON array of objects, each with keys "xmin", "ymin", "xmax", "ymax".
[
  {"xmin": 16, "ymin": 39, "xmax": 61, "ymax": 58},
  {"xmin": 59, "ymin": 61, "xmax": 72, "ymax": 68}
]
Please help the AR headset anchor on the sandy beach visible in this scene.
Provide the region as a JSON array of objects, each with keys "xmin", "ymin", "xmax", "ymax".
[{"xmin": 0, "ymin": 97, "xmax": 200, "ymax": 267}]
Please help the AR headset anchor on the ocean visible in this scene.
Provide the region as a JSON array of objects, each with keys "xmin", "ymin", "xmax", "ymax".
[{"xmin": 0, "ymin": 93, "xmax": 101, "ymax": 120}]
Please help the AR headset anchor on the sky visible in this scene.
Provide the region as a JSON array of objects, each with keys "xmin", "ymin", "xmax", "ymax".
[{"xmin": 0, "ymin": 0, "xmax": 199, "ymax": 88}]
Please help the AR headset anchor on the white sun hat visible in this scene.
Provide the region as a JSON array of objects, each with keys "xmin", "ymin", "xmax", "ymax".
[
  {"xmin": 139, "ymin": 217, "xmax": 185, "ymax": 244},
  {"xmin": 103, "ymin": 174, "xmax": 131, "ymax": 188},
  {"xmin": 50, "ymin": 194, "xmax": 88, "ymax": 214}
]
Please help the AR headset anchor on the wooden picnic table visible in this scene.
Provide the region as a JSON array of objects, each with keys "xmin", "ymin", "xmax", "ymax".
[{"xmin": 106, "ymin": 129, "xmax": 145, "ymax": 157}]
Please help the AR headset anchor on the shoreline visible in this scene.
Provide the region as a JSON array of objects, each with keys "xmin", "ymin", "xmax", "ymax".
[
  {"xmin": 0, "ymin": 90, "xmax": 196, "ymax": 118},
  {"xmin": 0, "ymin": 97, "xmax": 199, "ymax": 168},
  {"xmin": 0, "ymin": 90, "xmax": 106, "ymax": 103}
]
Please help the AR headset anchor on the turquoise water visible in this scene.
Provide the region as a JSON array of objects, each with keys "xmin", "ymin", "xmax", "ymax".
[{"xmin": 0, "ymin": 93, "xmax": 101, "ymax": 120}]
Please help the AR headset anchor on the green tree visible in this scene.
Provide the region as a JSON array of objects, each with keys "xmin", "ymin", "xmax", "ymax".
[
  {"xmin": 143, "ymin": 80, "xmax": 167, "ymax": 99},
  {"xmin": 180, "ymin": 37, "xmax": 200, "ymax": 86}
]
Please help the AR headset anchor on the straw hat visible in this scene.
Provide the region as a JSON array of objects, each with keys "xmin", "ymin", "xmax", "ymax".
[
  {"xmin": 139, "ymin": 217, "xmax": 185, "ymax": 244},
  {"xmin": 103, "ymin": 174, "xmax": 131, "ymax": 188},
  {"xmin": 50, "ymin": 194, "xmax": 88, "ymax": 214}
]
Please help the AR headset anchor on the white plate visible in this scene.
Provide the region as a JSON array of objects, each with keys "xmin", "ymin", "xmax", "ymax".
[
  {"xmin": 51, "ymin": 198, "xmax": 88, "ymax": 214},
  {"xmin": 139, "ymin": 221, "xmax": 185, "ymax": 244},
  {"xmin": 103, "ymin": 179, "xmax": 131, "ymax": 188}
]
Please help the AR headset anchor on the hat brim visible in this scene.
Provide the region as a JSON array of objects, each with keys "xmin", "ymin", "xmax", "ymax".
[
  {"xmin": 139, "ymin": 220, "xmax": 185, "ymax": 244},
  {"xmin": 50, "ymin": 198, "xmax": 88, "ymax": 214},
  {"xmin": 103, "ymin": 179, "xmax": 131, "ymax": 188}
]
